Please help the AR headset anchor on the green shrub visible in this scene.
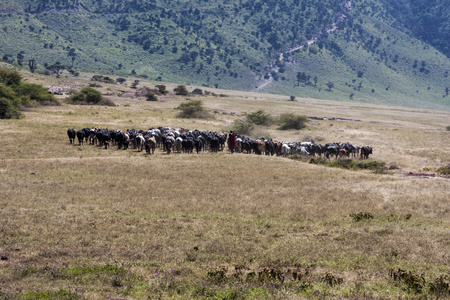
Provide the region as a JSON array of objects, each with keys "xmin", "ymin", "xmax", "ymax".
[
  {"xmin": 0, "ymin": 84, "xmax": 21, "ymax": 119},
  {"xmin": 436, "ymin": 164, "xmax": 450, "ymax": 175},
  {"xmin": 174, "ymin": 85, "xmax": 189, "ymax": 96},
  {"xmin": 232, "ymin": 120, "xmax": 254, "ymax": 135},
  {"xmin": 277, "ymin": 113, "xmax": 308, "ymax": 130},
  {"xmin": 68, "ymin": 87, "xmax": 113, "ymax": 106},
  {"xmin": 0, "ymin": 67, "xmax": 22, "ymax": 86},
  {"xmin": 146, "ymin": 91, "xmax": 158, "ymax": 101},
  {"xmin": 15, "ymin": 82, "xmax": 59, "ymax": 105},
  {"xmin": 446, "ymin": 125, "xmax": 450, "ymax": 131},
  {"xmin": 0, "ymin": 96, "xmax": 22, "ymax": 119},
  {"xmin": 177, "ymin": 100, "xmax": 210, "ymax": 118},
  {"xmin": 246, "ymin": 110, "xmax": 272, "ymax": 125}
]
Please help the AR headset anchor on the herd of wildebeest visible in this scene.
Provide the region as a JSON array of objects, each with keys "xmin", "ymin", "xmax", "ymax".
[{"xmin": 67, "ymin": 127, "xmax": 373, "ymax": 159}]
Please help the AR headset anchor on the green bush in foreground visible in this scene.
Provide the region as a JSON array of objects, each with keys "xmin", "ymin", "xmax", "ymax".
[{"xmin": 0, "ymin": 66, "xmax": 59, "ymax": 118}]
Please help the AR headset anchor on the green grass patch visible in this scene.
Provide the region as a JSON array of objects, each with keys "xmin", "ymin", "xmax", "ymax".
[
  {"xmin": 307, "ymin": 158, "xmax": 389, "ymax": 174},
  {"xmin": 20, "ymin": 289, "xmax": 83, "ymax": 300}
]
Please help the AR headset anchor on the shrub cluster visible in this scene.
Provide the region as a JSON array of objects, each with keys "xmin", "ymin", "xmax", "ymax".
[
  {"xmin": 246, "ymin": 110, "xmax": 272, "ymax": 126},
  {"xmin": 277, "ymin": 113, "xmax": 308, "ymax": 130},
  {"xmin": 0, "ymin": 66, "xmax": 59, "ymax": 119},
  {"xmin": 176, "ymin": 100, "xmax": 211, "ymax": 119},
  {"xmin": 67, "ymin": 87, "xmax": 115, "ymax": 106}
]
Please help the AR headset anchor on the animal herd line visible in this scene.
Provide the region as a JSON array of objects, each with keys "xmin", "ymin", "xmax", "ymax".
[{"xmin": 67, "ymin": 127, "xmax": 373, "ymax": 159}]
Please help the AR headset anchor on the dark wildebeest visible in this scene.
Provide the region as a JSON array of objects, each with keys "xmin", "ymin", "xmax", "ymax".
[
  {"xmin": 360, "ymin": 146, "xmax": 373, "ymax": 159},
  {"xmin": 67, "ymin": 129, "xmax": 75, "ymax": 144},
  {"xmin": 76, "ymin": 129, "xmax": 85, "ymax": 145}
]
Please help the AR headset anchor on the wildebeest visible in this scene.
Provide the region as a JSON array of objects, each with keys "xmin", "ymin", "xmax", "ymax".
[
  {"xmin": 76, "ymin": 129, "xmax": 85, "ymax": 145},
  {"xmin": 360, "ymin": 146, "xmax": 373, "ymax": 159},
  {"xmin": 67, "ymin": 129, "xmax": 75, "ymax": 144},
  {"xmin": 136, "ymin": 133, "xmax": 145, "ymax": 152},
  {"xmin": 144, "ymin": 136, "xmax": 157, "ymax": 154}
]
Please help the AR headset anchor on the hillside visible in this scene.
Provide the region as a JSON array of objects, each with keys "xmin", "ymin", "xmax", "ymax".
[{"xmin": 0, "ymin": 0, "xmax": 449, "ymax": 110}]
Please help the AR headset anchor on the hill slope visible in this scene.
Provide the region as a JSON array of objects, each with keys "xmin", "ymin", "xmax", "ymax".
[{"xmin": 0, "ymin": 0, "xmax": 449, "ymax": 109}]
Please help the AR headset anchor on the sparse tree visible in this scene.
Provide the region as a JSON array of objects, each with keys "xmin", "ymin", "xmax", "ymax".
[
  {"xmin": 46, "ymin": 62, "xmax": 65, "ymax": 77},
  {"xmin": 131, "ymin": 80, "xmax": 139, "ymax": 89},
  {"xmin": 326, "ymin": 81, "xmax": 334, "ymax": 91},
  {"xmin": 155, "ymin": 85, "xmax": 168, "ymax": 95}
]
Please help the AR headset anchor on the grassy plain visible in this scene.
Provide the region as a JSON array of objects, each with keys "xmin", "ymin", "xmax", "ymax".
[{"xmin": 0, "ymin": 73, "xmax": 449, "ymax": 299}]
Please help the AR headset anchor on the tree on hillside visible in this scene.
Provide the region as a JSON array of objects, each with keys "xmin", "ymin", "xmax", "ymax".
[
  {"xmin": 326, "ymin": 81, "xmax": 335, "ymax": 91},
  {"xmin": 46, "ymin": 62, "xmax": 66, "ymax": 77}
]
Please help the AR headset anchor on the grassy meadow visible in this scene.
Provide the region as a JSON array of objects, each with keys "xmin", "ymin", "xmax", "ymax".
[{"xmin": 0, "ymin": 73, "xmax": 449, "ymax": 299}]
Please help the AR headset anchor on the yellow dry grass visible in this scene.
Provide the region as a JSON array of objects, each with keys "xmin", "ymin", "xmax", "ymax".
[{"xmin": 0, "ymin": 73, "xmax": 449, "ymax": 299}]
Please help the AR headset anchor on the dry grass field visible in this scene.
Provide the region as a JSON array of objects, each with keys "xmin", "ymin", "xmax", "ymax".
[{"xmin": 0, "ymin": 72, "xmax": 449, "ymax": 299}]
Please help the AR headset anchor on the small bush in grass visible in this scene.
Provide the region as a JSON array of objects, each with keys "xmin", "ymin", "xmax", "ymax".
[
  {"xmin": 246, "ymin": 110, "xmax": 272, "ymax": 125},
  {"xmin": 350, "ymin": 212, "xmax": 374, "ymax": 222},
  {"xmin": 232, "ymin": 120, "xmax": 254, "ymax": 135},
  {"xmin": 446, "ymin": 125, "xmax": 450, "ymax": 131},
  {"xmin": 176, "ymin": 100, "xmax": 211, "ymax": 118},
  {"xmin": 174, "ymin": 85, "xmax": 189, "ymax": 96},
  {"xmin": 436, "ymin": 164, "xmax": 450, "ymax": 175},
  {"xmin": 146, "ymin": 91, "xmax": 158, "ymax": 101},
  {"xmin": 277, "ymin": 113, "xmax": 308, "ymax": 130},
  {"xmin": 68, "ymin": 87, "xmax": 114, "ymax": 106}
]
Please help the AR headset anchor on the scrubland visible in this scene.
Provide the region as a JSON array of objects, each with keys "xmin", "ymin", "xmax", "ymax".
[{"xmin": 0, "ymin": 74, "xmax": 449, "ymax": 299}]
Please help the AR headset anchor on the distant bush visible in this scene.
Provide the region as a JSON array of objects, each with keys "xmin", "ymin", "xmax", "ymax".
[
  {"xmin": 246, "ymin": 110, "xmax": 272, "ymax": 126},
  {"xmin": 116, "ymin": 78, "xmax": 126, "ymax": 84},
  {"xmin": 146, "ymin": 91, "xmax": 158, "ymax": 101},
  {"xmin": 232, "ymin": 120, "xmax": 254, "ymax": 135},
  {"xmin": 174, "ymin": 85, "xmax": 189, "ymax": 96},
  {"xmin": 436, "ymin": 164, "xmax": 450, "ymax": 175},
  {"xmin": 192, "ymin": 88, "xmax": 203, "ymax": 95},
  {"xmin": 68, "ymin": 87, "xmax": 115, "ymax": 106},
  {"xmin": 176, "ymin": 100, "xmax": 211, "ymax": 118},
  {"xmin": 277, "ymin": 113, "xmax": 308, "ymax": 130},
  {"xmin": 446, "ymin": 125, "xmax": 450, "ymax": 131}
]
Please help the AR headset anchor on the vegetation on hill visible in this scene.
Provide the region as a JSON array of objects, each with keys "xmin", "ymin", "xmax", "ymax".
[{"xmin": 0, "ymin": 0, "xmax": 449, "ymax": 109}]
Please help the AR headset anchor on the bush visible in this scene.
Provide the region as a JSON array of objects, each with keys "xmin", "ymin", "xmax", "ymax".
[
  {"xmin": 0, "ymin": 96, "xmax": 22, "ymax": 119},
  {"xmin": 0, "ymin": 67, "xmax": 22, "ymax": 86},
  {"xmin": 436, "ymin": 164, "xmax": 450, "ymax": 175},
  {"xmin": 176, "ymin": 100, "xmax": 210, "ymax": 118},
  {"xmin": 68, "ymin": 87, "xmax": 114, "ymax": 106},
  {"xmin": 232, "ymin": 120, "xmax": 254, "ymax": 135},
  {"xmin": 146, "ymin": 91, "xmax": 158, "ymax": 101},
  {"xmin": 0, "ymin": 84, "xmax": 21, "ymax": 119},
  {"xmin": 277, "ymin": 113, "xmax": 308, "ymax": 130},
  {"xmin": 15, "ymin": 82, "xmax": 59, "ymax": 106},
  {"xmin": 446, "ymin": 125, "xmax": 450, "ymax": 131},
  {"xmin": 174, "ymin": 85, "xmax": 189, "ymax": 96},
  {"xmin": 246, "ymin": 110, "xmax": 272, "ymax": 126}
]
